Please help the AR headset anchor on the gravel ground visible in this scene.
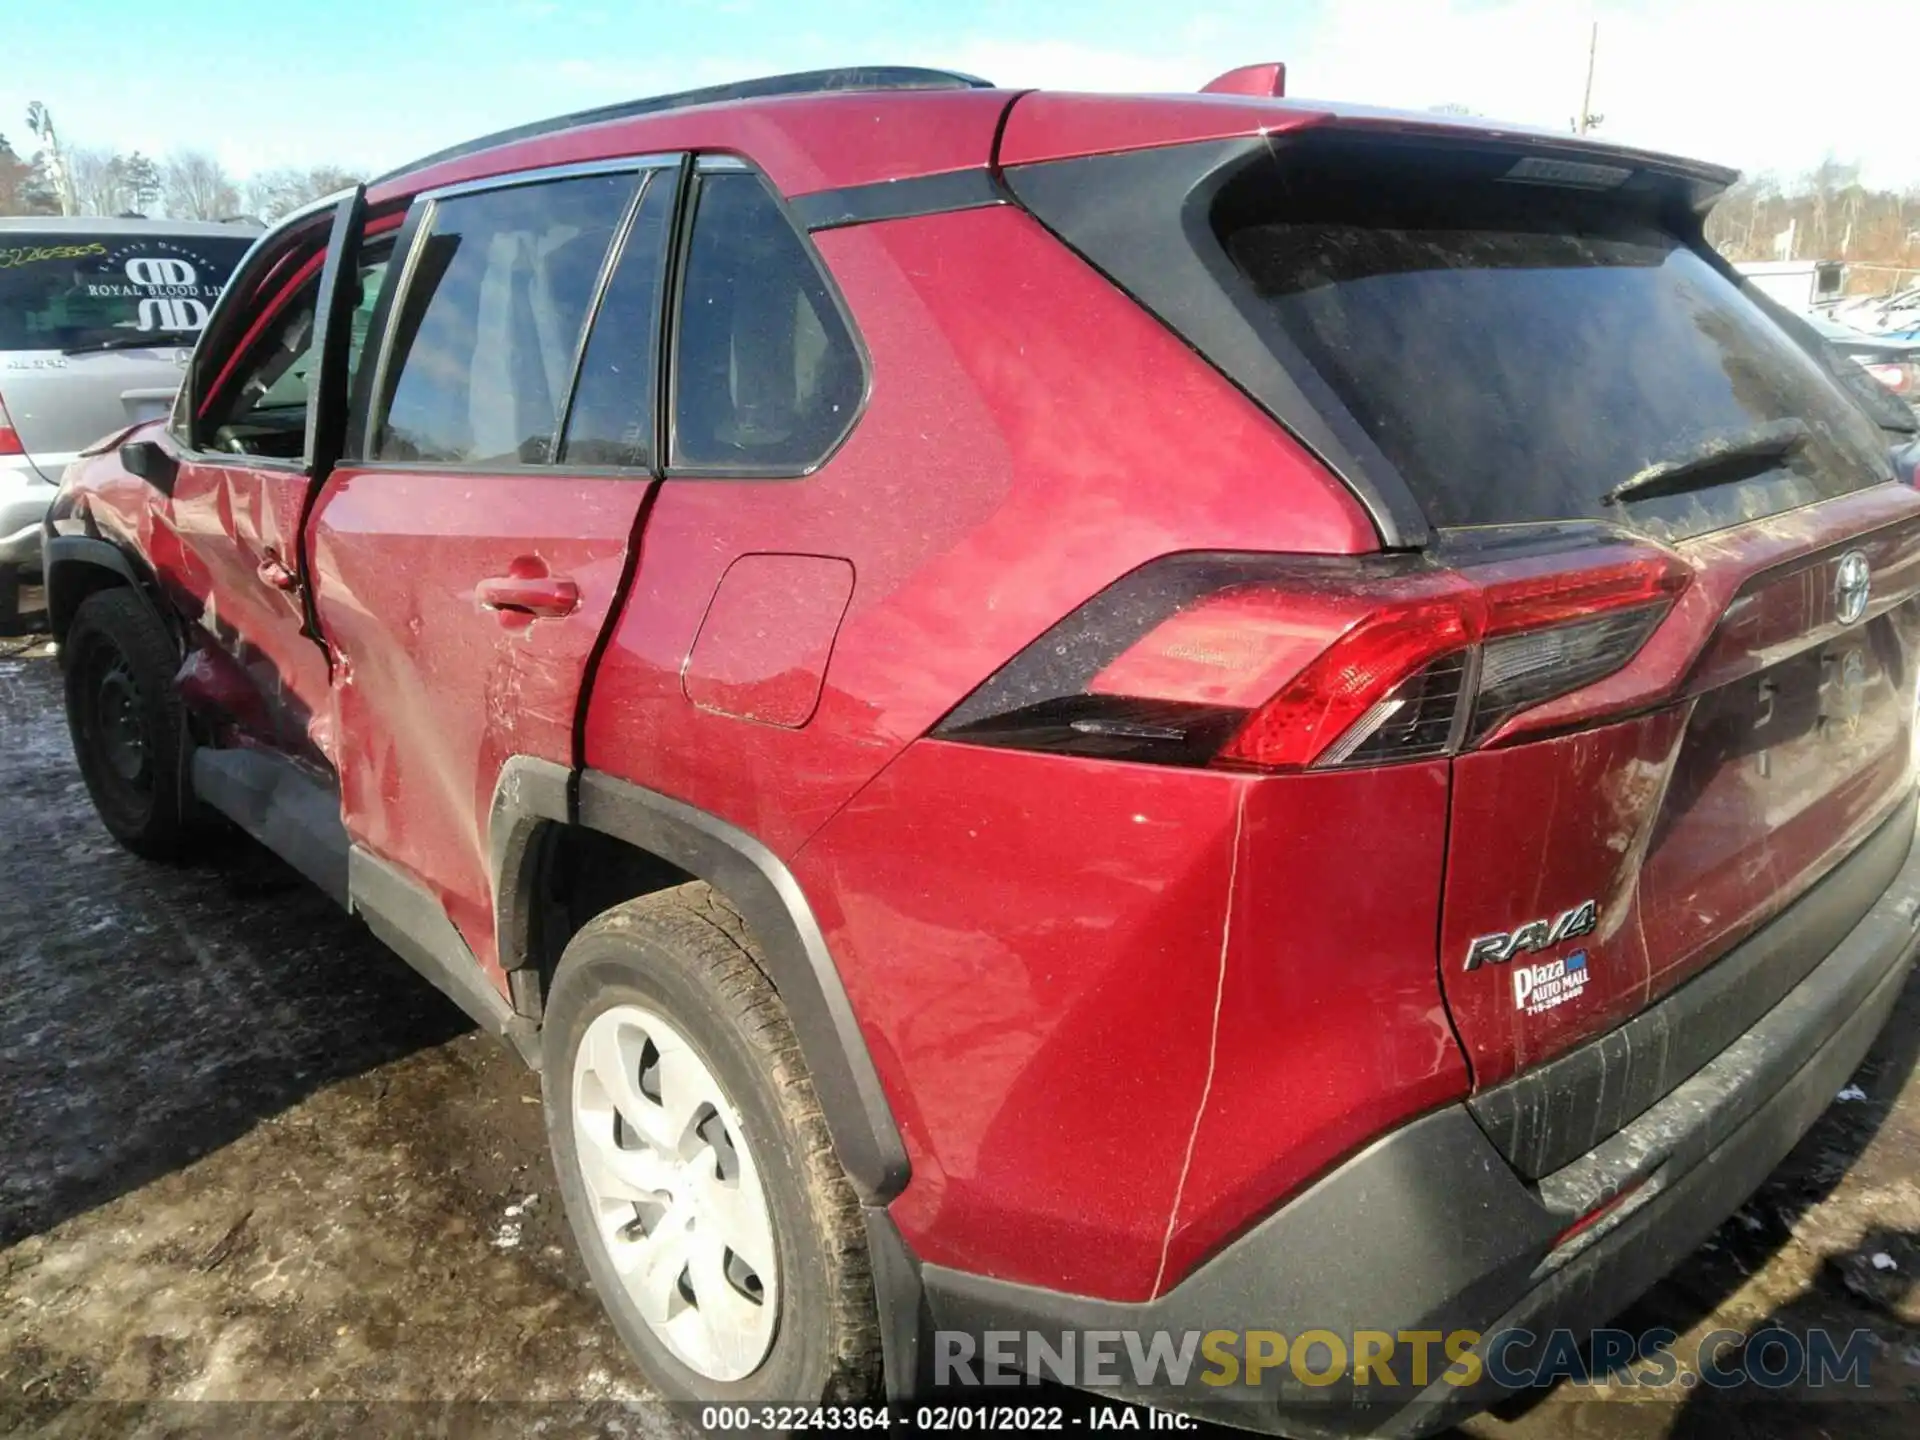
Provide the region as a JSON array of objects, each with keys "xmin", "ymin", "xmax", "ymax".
[{"xmin": 5, "ymin": 617, "xmax": 1920, "ymax": 1439}]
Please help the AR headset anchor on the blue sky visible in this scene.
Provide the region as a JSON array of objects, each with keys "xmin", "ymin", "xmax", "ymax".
[{"xmin": 4, "ymin": 1, "xmax": 1915, "ymax": 186}]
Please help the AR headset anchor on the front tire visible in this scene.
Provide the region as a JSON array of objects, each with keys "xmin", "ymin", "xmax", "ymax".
[
  {"xmin": 542, "ymin": 884, "xmax": 882, "ymax": 1405},
  {"xmin": 63, "ymin": 587, "xmax": 195, "ymax": 860}
]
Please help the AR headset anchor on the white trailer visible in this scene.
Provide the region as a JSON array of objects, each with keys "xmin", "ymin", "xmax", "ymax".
[{"xmin": 1735, "ymin": 259, "xmax": 1847, "ymax": 313}]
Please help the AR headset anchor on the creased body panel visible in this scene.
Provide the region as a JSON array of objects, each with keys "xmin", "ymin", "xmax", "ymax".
[
  {"xmin": 795, "ymin": 743, "xmax": 1463, "ymax": 1302},
  {"xmin": 1445, "ymin": 499, "xmax": 1920, "ymax": 1087},
  {"xmin": 310, "ymin": 467, "xmax": 648, "ymax": 978}
]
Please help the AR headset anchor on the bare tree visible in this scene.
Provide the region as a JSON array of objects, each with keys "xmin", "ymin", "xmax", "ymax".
[
  {"xmin": 122, "ymin": 152, "xmax": 161, "ymax": 213},
  {"xmin": 1706, "ymin": 166, "xmax": 1920, "ymax": 293},
  {"xmin": 162, "ymin": 150, "xmax": 241, "ymax": 220},
  {"xmin": 69, "ymin": 147, "xmax": 135, "ymax": 216},
  {"xmin": 242, "ymin": 164, "xmax": 365, "ymax": 222}
]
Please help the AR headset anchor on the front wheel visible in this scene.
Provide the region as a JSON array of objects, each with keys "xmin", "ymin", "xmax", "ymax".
[
  {"xmin": 542, "ymin": 884, "xmax": 882, "ymax": 1404},
  {"xmin": 63, "ymin": 587, "xmax": 196, "ymax": 860}
]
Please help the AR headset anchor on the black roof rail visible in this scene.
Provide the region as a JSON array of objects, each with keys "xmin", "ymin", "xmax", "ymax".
[{"xmin": 374, "ymin": 66, "xmax": 995, "ymax": 184}]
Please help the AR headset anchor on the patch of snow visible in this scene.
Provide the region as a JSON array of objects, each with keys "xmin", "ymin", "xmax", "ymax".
[
  {"xmin": 1872, "ymin": 1251, "xmax": 1899, "ymax": 1272},
  {"xmin": 493, "ymin": 1193, "xmax": 539, "ymax": 1250}
]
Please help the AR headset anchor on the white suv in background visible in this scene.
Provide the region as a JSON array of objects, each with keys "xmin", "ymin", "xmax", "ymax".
[{"xmin": 1, "ymin": 216, "xmax": 256, "ymax": 628}]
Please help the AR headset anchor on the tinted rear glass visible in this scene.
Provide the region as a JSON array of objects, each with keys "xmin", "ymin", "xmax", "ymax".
[
  {"xmin": 0, "ymin": 232, "xmax": 253, "ymax": 349},
  {"xmin": 1214, "ymin": 160, "xmax": 1894, "ymax": 538},
  {"xmin": 372, "ymin": 173, "xmax": 635, "ymax": 466}
]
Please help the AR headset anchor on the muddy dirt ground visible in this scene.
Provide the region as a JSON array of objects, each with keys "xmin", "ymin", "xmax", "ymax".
[{"xmin": 5, "ymin": 609, "xmax": 1920, "ymax": 1440}]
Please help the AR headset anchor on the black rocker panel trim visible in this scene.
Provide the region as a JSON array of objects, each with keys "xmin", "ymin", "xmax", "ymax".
[
  {"xmin": 193, "ymin": 748, "xmax": 350, "ymax": 906},
  {"xmin": 348, "ymin": 845, "xmax": 539, "ymax": 1064}
]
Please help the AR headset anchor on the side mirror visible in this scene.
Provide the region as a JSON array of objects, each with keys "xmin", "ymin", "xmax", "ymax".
[{"xmin": 120, "ymin": 439, "xmax": 179, "ymax": 496}]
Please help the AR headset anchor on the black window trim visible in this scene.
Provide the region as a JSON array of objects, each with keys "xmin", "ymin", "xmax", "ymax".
[
  {"xmin": 337, "ymin": 150, "xmax": 874, "ymax": 484},
  {"xmin": 343, "ymin": 203, "xmax": 429, "ymax": 463},
  {"xmin": 659, "ymin": 153, "xmax": 873, "ymax": 482},
  {"xmin": 791, "ymin": 166, "xmax": 1006, "ymax": 232},
  {"xmin": 169, "ymin": 192, "xmax": 346, "ymax": 461},
  {"xmin": 347, "ymin": 154, "xmax": 682, "ymax": 478},
  {"xmin": 181, "ymin": 228, "xmax": 400, "ymax": 478}
]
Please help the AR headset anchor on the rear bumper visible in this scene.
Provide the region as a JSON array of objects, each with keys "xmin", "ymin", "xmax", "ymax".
[
  {"xmin": 0, "ymin": 458, "xmax": 58, "ymax": 572},
  {"xmin": 921, "ymin": 795, "xmax": 1920, "ymax": 1437}
]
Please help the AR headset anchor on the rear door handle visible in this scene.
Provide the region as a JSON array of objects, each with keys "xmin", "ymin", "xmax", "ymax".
[{"xmin": 476, "ymin": 574, "xmax": 580, "ymax": 619}]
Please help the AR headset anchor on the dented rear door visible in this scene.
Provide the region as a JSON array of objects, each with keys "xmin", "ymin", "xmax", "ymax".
[{"xmin": 309, "ymin": 164, "xmax": 676, "ymax": 984}]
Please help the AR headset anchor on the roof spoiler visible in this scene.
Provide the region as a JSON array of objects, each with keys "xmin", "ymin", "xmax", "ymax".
[{"xmin": 1201, "ymin": 63, "xmax": 1286, "ymax": 98}]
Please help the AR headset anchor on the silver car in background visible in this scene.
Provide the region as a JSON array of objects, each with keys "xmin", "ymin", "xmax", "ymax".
[{"xmin": 1, "ymin": 216, "xmax": 257, "ymax": 628}]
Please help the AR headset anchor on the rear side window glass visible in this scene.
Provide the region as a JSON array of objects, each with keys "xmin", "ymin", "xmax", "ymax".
[
  {"xmin": 671, "ymin": 171, "xmax": 862, "ymax": 471},
  {"xmin": 373, "ymin": 173, "xmax": 635, "ymax": 466},
  {"xmin": 1212, "ymin": 153, "xmax": 1893, "ymax": 538},
  {"xmin": 0, "ymin": 231, "xmax": 251, "ymax": 350},
  {"xmin": 558, "ymin": 174, "xmax": 676, "ymax": 469}
]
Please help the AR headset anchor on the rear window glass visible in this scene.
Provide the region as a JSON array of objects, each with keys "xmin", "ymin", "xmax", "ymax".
[
  {"xmin": 0, "ymin": 232, "xmax": 253, "ymax": 349},
  {"xmin": 1214, "ymin": 160, "xmax": 1894, "ymax": 538},
  {"xmin": 671, "ymin": 171, "xmax": 863, "ymax": 472}
]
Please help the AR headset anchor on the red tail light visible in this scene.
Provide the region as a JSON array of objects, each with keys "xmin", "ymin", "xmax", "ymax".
[
  {"xmin": 936, "ymin": 544, "xmax": 1691, "ymax": 772},
  {"xmin": 0, "ymin": 392, "xmax": 23, "ymax": 457},
  {"xmin": 1863, "ymin": 362, "xmax": 1913, "ymax": 396}
]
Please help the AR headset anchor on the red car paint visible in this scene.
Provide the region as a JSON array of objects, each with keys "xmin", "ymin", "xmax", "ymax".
[
  {"xmin": 795, "ymin": 742, "xmax": 1464, "ymax": 1299},
  {"xmin": 579, "ymin": 201, "xmax": 1375, "ymax": 858},
  {"xmin": 307, "ymin": 466, "xmax": 648, "ymax": 977},
  {"xmin": 53, "ymin": 76, "xmax": 1920, "ymax": 1316}
]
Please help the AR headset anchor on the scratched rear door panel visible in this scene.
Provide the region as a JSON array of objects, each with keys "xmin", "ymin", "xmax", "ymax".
[{"xmin": 1440, "ymin": 511, "xmax": 1920, "ymax": 1087}]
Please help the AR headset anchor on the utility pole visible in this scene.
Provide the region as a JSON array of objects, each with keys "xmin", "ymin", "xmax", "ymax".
[{"xmin": 1574, "ymin": 21, "xmax": 1604, "ymax": 135}]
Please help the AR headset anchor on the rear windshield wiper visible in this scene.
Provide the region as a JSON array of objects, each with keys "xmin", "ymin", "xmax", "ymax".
[
  {"xmin": 61, "ymin": 331, "xmax": 197, "ymax": 355},
  {"xmin": 1602, "ymin": 419, "xmax": 1809, "ymax": 507}
]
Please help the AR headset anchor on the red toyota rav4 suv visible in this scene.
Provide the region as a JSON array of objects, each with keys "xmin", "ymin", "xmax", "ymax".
[{"xmin": 42, "ymin": 64, "xmax": 1920, "ymax": 1433}]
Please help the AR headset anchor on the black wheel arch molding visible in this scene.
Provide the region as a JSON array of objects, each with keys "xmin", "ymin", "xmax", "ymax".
[
  {"xmin": 44, "ymin": 533, "xmax": 177, "ymax": 647},
  {"xmin": 487, "ymin": 760, "xmax": 928, "ymax": 1401},
  {"xmin": 487, "ymin": 760, "xmax": 912, "ymax": 1206}
]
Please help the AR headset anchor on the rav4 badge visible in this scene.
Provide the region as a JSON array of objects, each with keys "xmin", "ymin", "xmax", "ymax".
[{"xmin": 1462, "ymin": 899, "xmax": 1598, "ymax": 972}]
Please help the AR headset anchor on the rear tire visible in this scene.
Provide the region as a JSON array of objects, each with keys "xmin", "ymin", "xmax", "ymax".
[
  {"xmin": 542, "ymin": 883, "xmax": 882, "ymax": 1405},
  {"xmin": 63, "ymin": 587, "xmax": 196, "ymax": 861}
]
